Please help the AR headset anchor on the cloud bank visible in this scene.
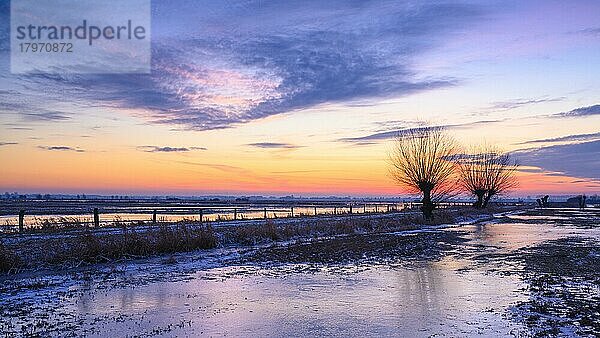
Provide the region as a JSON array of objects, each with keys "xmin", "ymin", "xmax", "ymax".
[
  {"xmin": 514, "ymin": 140, "xmax": 600, "ymax": 180},
  {"xmin": 1, "ymin": 1, "xmax": 485, "ymax": 130}
]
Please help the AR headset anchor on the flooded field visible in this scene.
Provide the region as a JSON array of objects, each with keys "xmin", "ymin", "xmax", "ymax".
[
  {"xmin": 0, "ymin": 199, "xmax": 421, "ymax": 230},
  {"xmin": 1, "ymin": 208, "xmax": 598, "ymax": 337},
  {"xmin": 0, "ymin": 206, "xmax": 388, "ymax": 228}
]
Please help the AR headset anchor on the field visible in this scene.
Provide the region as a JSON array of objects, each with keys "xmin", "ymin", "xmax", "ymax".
[{"xmin": 1, "ymin": 206, "xmax": 599, "ymax": 337}]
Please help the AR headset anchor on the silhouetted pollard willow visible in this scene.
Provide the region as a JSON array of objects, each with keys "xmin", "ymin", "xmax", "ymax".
[
  {"xmin": 457, "ymin": 145, "xmax": 519, "ymax": 209},
  {"xmin": 389, "ymin": 126, "xmax": 459, "ymax": 221}
]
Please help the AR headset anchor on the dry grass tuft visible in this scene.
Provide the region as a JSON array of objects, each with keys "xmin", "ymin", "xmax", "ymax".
[
  {"xmin": 224, "ymin": 213, "xmax": 431, "ymax": 246},
  {"xmin": 0, "ymin": 241, "xmax": 22, "ymax": 273},
  {"xmin": 233, "ymin": 219, "xmax": 279, "ymax": 244},
  {"xmin": 46, "ymin": 224, "xmax": 218, "ymax": 265}
]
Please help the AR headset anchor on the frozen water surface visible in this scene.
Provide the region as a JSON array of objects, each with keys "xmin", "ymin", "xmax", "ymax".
[
  {"xmin": 1, "ymin": 208, "xmax": 598, "ymax": 337},
  {"xmin": 61, "ymin": 261, "xmax": 527, "ymax": 337}
]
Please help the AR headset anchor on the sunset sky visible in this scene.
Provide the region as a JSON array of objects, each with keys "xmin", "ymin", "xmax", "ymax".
[{"xmin": 0, "ymin": 0, "xmax": 599, "ymax": 197}]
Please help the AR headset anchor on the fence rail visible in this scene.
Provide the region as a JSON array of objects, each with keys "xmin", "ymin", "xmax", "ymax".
[{"xmin": 1, "ymin": 201, "xmax": 524, "ymax": 233}]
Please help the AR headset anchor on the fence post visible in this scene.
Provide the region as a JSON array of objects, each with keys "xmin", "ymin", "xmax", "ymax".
[
  {"xmin": 334, "ymin": 206, "xmax": 337, "ymax": 215},
  {"xmin": 18, "ymin": 209, "xmax": 25, "ymax": 233},
  {"xmin": 199, "ymin": 209, "xmax": 203, "ymax": 224},
  {"xmin": 349, "ymin": 205, "xmax": 352, "ymax": 214},
  {"xmin": 291, "ymin": 206, "xmax": 294, "ymax": 217},
  {"xmin": 152, "ymin": 209, "xmax": 157, "ymax": 225},
  {"xmin": 264, "ymin": 207, "xmax": 267, "ymax": 219},
  {"xmin": 314, "ymin": 206, "xmax": 317, "ymax": 216},
  {"xmin": 375, "ymin": 205, "xmax": 378, "ymax": 213},
  {"xmin": 234, "ymin": 208, "xmax": 237, "ymax": 220},
  {"xmin": 93, "ymin": 208, "xmax": 99, "ymax": 228},
  {"xmin": 363, "ymin": 204, "xmax": 366, "ymax": 213}
]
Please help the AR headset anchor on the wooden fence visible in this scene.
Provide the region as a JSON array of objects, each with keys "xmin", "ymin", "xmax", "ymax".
[{"xmin": 3, "ymin": 201, "xmax": 512, "ymax": 233}]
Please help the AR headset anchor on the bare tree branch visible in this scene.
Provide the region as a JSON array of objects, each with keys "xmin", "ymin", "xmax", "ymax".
[
  {"xmin": 388, "ymin": 126, "xmax": 459, "ymax": 220},
  {"xmin": 457, "ymin": 145, "xmax": 519, "ymax": 208}
]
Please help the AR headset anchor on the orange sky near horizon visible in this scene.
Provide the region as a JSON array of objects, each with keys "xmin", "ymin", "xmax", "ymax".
[
  {"xmin": 1, "ymin": 106, "xmax": 598, "ymax": 197},
  {"xmin": 1, "ymin": 1, "xmax": 599, "ymax": 197}
]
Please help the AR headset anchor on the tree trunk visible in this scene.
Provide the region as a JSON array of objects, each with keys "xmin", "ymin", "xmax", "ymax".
[
  {"xmin": 420, "ymin": 189, "xmax": 435, "ymax": 221},
  {"xmin": 473, "ymin": 190, "xmax": 486, "ymax": 209},
  {"xmin": 482, "ymin": 192, "xmax": 494, "ymax": 208}
]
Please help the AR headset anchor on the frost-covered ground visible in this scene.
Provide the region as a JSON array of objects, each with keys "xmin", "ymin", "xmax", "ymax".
[{"xmin": 0, "ymin": 207, "xmax": 599, "ymax": 337}]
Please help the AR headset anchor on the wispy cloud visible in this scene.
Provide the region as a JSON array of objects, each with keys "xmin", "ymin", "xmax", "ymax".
[
  {"xmin": 4, "ymin": 125, "xmax": 34, "ymax": 131},
  {"xmin": 246, "ymin": 142, "xmax": 302, "ymax": 149},
  {"xmin": 0, "ymin": 92, "xmax": 72, "ymax": 122},
  {"xmin": 519, "ymin": 132, "xmax": 600, "ymax": 145},
  {"xmin": 516, "ymin": 167, "xmax": 545, "ymax": 174},
  {"xmin": 0, "ymin": 1, "xmax": 8, "ymax": 52},
  {"xmin": 21, "ymin": 111, "xmax": 71, "ymax": 122},
  {"xmin": 339, "ymin": 130, "xmax": 406, "ymax": 143},
  {"xmin": 350, "ymin": 104, "xmax": 600, "ymax": 145},
  {"xmin": 339, "ymin": 120, "xmax": 500, "ymax": 143},
  {"xmin": 552, "ymin": 104, "xmax": 600, "ymax": 118},
  {"xmin": 38, "ymin": 146, "xmax": 84, "ymax": 152},
  {"xmin": 270, "ymin": 169, "xmax": 341, "ymax": 174},
  {"xmin": 369, "ymin": 120, "xmax": 425, "ymax": 133},
  {"xmin": 175, "ymin": 161, "xmax": 252, "ymax": 176},
  {"xmin": 572, "ymin": 27, "xmax": 600, "ymax": 36},
  {"xmin": 138, "ymin": 146, "xmax": 207, "ymax": 153},
  {"xmin": 0, "ymin": 142, "xmax": 18, "ymax": 146},
  {"xmin": 488, "ymin": 97, "xmax": 565, "ymax": 111}
]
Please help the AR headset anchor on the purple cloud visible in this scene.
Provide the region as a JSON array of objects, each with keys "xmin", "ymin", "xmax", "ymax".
[
  {"xmin": 1, "ymin": 1, "xmax": 485, "ymax": 131},
  {"xmin": 137, "ymin": 146, "xmax": 207, "ymax": 153},
  {"xmin": 513, "ymin": 140, "xmax": 600, "ymax": 180},
  {"xmin": 553, "ymin": 105, "xmax": 600, "ymax": 118},
  {"xmin": 38, "ymin": 146, "xmax": 84, "ymax": 152},
  {"xmin": 520, "ymin": 132, "xmax": 600, "ymax": 145},
  {"xmin": 247, "ymin": 142, "xmax": 302, "ymax": 149}
]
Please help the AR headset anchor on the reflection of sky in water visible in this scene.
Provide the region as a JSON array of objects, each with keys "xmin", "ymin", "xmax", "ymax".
[
  {"xmin": 69, "ymin": 263, "xmax": 528, "ymax": 337},
  {"xmin": 465, "ymin": 209, "xmax": 600, "ymax": 250}
]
